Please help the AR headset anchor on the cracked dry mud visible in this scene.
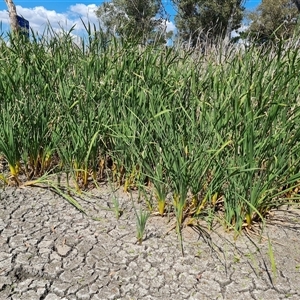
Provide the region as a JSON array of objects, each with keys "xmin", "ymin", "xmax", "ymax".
[{"xmin": 0, "ymin": 186, "xmax": 300, "ymax": 300}]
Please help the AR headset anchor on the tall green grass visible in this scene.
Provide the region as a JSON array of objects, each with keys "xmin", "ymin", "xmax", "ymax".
[{"xmin": 1, "ymin": 27, "xmax": 300, "ymax": 242}]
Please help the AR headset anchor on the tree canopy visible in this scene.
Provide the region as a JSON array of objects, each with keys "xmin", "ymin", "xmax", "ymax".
[
  {"xmin": 172, "ymin": 0, "xmax": 245, "ymax": 46},
  {"xmin": 95, "ymin": 0, "xmax": 172, "ymax": 45},
  {"xmin": 246, "ymin": 0, "xmax": 300, "ymax": 44}
]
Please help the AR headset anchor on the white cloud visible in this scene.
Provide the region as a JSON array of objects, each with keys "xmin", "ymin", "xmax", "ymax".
[
  {"xmin": 0, "ymin": 3, "xmax": 175, "ymax": 36},
  {"xmin": 0, "ymin": 4, "xmax": 100, "ymax": 37},
  {"xmin": 165, "ymin": 20, "xmax": 176, "ymax": 33},
  {"xmin": 69, "ymin": 4, "xmax": 99, "ymax": 29},
  {"xmin": 0, "ymin": 8, "xmax": 9, "ymax": 23},
  {"xmin": 69, "ymin": 4, "xmax": 98, "ymax": 18}
]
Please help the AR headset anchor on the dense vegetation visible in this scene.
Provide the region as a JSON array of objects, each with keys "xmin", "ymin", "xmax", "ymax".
[{"xmin": 1, "ymin": 29, "xmax": 300, "ymax": 246}]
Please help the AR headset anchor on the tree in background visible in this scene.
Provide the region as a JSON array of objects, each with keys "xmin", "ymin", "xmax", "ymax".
[
  {"xmin": 293, "ymin": 0, "xmax": 300, "ymax": 12},
  {"xmin": 172, "ymin": 0, "xmax": 245, "ymax": 47},
  {"xmin": 95, "ymin": 0, "xmax": 172, "ymax": 45},
  {"xmin": 246, "ymin": 0, "xmax": 300, "ymax": 44},
  {"xmin": 4, "ymin": 0, "xmax": 19, "ymax": 34}
]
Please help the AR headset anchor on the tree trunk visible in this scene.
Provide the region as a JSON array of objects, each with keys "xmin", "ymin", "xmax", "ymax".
[{"xmin": 4, "ymin": 0, "xmax": 19, "ymax": 34}]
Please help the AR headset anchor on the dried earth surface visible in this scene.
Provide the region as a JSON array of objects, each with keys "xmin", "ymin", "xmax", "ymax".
[{"xmin": 0, "ymin": 185, "xmax": 300, "ymax": 300}]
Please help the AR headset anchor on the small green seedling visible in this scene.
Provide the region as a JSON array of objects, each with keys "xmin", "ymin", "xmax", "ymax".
[
  {"xmin": 132, "ymin": 194, "xmax": 150, "ymax": 245},
  {"xmin": 267, "ymin": 235, "xmax": 277, "ymax": 280},
  {"xmin": 112, "ymin": 195, "xmax": 123, "ymax": 220}
]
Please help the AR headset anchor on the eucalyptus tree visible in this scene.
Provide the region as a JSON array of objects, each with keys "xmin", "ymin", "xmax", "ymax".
[
  {"xmin": 246, "ymin": 0, "xmax": 300, "ymax": 44},
  {"xmin": 172, "ymin": 0, "xmax": 245, "ymax": 47},
  {"xmin": 95, "ymin": 0, "xmax": 172, "ymax": 45}
]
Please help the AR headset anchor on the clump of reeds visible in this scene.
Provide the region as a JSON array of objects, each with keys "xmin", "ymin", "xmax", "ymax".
[{"xmin": 1, "ymin": 25, "xmax": 300, "ymax": 248}]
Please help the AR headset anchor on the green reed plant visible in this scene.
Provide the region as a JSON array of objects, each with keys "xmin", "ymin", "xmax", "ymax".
[
  {"xmin": 19, "ymin": 84, "xmax": 55, "ymax": 178},
  {"xmin": 192, "ymin": 42, "xmax": 300, "ymax": 231},
  {"xmin": 0, "ymin": 119, "xmax": 21, "ymax": 182},
  {"xmin": 106, "ymin": 171, "xmax": 123, "ymax": 220},
  {"xmin": 1, "ymin": 23, "xmax": 300, "ymax": 244},
  {"xmin": 132, "ymin": 196, "xmax": 150, "ymax": 245},
  {"xmin": 152, "ymin": 163, "xmax": 168, "ymax": 216},
  {"xmin": 267, "ymin": 235, "xmax": 277, "ymax": 281}
]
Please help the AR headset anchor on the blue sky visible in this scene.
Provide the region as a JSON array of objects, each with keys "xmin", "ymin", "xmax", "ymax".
[
  {"xmin": 0, "ymin": 1, "xmax": 261, "ymax": 13},
  {"xmin": 0, "ymin": 1, "xmax": 262, "ymax": 37}
]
